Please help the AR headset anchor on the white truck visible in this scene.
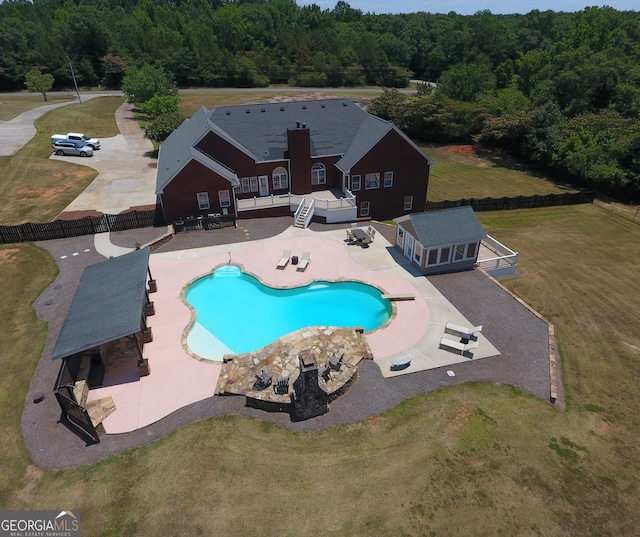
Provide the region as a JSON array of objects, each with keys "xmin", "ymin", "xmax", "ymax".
[{"xmin": 51, "ymin": 132, "xmax": 101, "ymax": 150}]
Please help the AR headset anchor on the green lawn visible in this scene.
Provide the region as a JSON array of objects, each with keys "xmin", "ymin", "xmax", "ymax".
[
  {"xmin": 0, "ymin": 95, "xmax": 76, "ymax": 121},
  {"xmin": 0, "ymin": 96, "xmax": 122, "ymax": 224},
  {"xmin": 1, "ymin": 94, "xmax": 639, "ymax": 536},
  {"xmin": 425, "ymin": 144, "xmax": 576, "ymax": 201}
]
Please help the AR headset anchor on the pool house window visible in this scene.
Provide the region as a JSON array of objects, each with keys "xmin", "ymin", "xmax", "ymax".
[
  {"xmin": 218, "ymin": 190, "xmax": 231, "ymax": 208},
  {"xmin": 426, "ymin": 241, "xmax": 479, "ymax": 267},
  {"xmin": 272, "ymin": 167, "xmax": 288, "ymax": 190},
  {"xmin": 197, "ymin": 192, "xmax": 210, "ymax": 210},
  {"xmin": 384, "ymin": 171, "xmax": 393, "ymax": 187},
  {"xmin": 311, "ymin": 163, "xmax": 326, "ymax": 185},
  {"xmin": 352, "ymin": 175, "xmax": 361, "ymax": 191},
  {"xmin": 365, "ymin": 173, "xmax": 380, "ymax": 189}
]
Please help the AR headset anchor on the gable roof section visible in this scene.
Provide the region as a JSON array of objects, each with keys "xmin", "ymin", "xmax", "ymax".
[
  {"xmin": 208, "ymin": 99, "xmax": 376, "ymax": 162},
  {"xmin": 51, "ymin": 248, "xmax": 151, "ymax": 361},
  {"xmin": 398, "ymin": 206, "xmax": 487, "ymax": 249},
  {"xmin": 156, "ymin": 106, "xmax": 211, "ymax": 194}
]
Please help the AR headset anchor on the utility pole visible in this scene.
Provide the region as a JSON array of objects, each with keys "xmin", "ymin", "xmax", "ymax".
[{"xmin": 67, "ymin": 54, "xmax": 82, "ymax": 103}]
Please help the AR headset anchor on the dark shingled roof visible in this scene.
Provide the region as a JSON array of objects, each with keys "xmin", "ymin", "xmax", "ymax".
[
  {"xmin": 396, "ymin": 206, "xmax": 487, "ymax": 248},
  {"xmin": 50, "ymin": 248, "xmax": 151, "ymax": 361},
  {"xmin": 156, "ymin": 99, "xmax": 434, "ymax": 191}
]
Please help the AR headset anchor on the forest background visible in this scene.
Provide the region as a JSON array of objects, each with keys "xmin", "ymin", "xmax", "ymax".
[{"xmin": 1, "ymin": 0, "xmax": 640, "ymax": 200}]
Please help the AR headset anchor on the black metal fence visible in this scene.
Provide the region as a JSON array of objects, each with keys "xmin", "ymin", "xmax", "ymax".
[
  {"xmin": 0, "ymin": 209, "xmax": 160, "ymax": 245},
  {"xmin": 426, "ymin": 190, "xmax": 596, "ymax": 212}
]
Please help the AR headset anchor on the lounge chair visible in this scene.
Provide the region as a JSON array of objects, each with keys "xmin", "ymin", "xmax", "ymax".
[
  {"xmin": 440, "ymin": 337, "xmax": 479, "ymax": 356},
  {"xmin": 274, "ymin": 376, "xmax": 289, "ymax": 395},
  {"xmin": 297, "ymin": 251, "xmax": 310, "ymax": 271},
  {"xmin": 445, "ymin": 322, "xmax": 483, "ymax": 340},
  {"xmin": 252, "ymin": 367, "xmax": 272, "ymax": 391},
  {"xmin": 276, "ymin": 249, "xmax": 291, "ymax": 269}
]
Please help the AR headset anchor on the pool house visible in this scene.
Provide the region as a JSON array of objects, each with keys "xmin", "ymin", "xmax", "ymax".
[{"xmin": 394, "ymin": 206, "xmax": 488, "ymax": 275}]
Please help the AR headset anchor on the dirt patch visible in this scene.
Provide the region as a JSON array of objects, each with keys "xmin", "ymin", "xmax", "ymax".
[
  {"xmin": 450, "ymin": 145, "xmax": 491, "ymax": 168},
  {"xmin": 0, "ymin": 248, "xmax": 20, "ymax": 262},
  {"xmin": 16, "ymin": 185, "xmax": 66, "ymax": 202}
]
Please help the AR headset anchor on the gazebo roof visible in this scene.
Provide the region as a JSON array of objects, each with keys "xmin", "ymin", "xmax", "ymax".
[{"xmin": 50, "ymin": 248, "xmax": 150, "ymax": 361}]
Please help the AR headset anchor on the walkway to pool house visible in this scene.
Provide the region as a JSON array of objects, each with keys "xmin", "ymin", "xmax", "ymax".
[{"xmin": 88, "ymin": 225, "xmax": 500, "ymax": 434}]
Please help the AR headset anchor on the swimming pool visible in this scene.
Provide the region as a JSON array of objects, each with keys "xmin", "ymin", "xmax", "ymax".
[{"xmin": 184, "ymin": 264, "xmax": 392, "ymax": 359}]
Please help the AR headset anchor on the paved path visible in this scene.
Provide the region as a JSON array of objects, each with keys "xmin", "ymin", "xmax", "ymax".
[
  {"xmin": 1, "ymin": 96, "xmax": 84, "ymax": 156},
  {"xmin": 54, "ymin": 101, "xmax": 157, "ymax": 215}
]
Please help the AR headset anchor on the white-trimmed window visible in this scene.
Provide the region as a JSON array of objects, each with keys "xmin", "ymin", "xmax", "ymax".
[
  {"xmin": 241, "ymin": 177, "xmax": 250, "ymax": 193},
  {"xmin": 360, "ymin": 201, "xmax": 370, "ymax": 217},
  {"xmin": 249, "ymin": 177, "xmax": 258, "ymax": 192},
  {"xmin": 414, "ymin": 243, "xmax": 423, "ymax": 265},
  {"xmin": 427, "ymin": 248, "xmax": 439, "ymax": 266},
  {"xmin": 272, "ymin": 167, "xmax": 288, "ymax": 190},
  {"xmin": 311, "ymin": 163, "xmax": 326, "ymax": 185},
  {"xmin": 467, "ymin": 242, "xmax": 478, "ymax": 259},
  {"xmin": 218, "ymin": 190, "xmax": 230, "ymax": 208},
  {"xmin": 352, "ymin": 175, "xmax": 361, "ymax": 191},
  {"xmin": 404, "ymin": 196, "xmax": 413, "ymax": 210},
  {"xmin": 439, "ymin": 246, "xmax": 451, "ymax": 264},
  {"xmin": 384, "ymin": 171, "xmax": 393, "ymax": 187},
  {"xmin": 365, "ymin": 172, "xmax": 380, "ymax": 189},
  {"xmin": 455, "ymin": 244, "xmax": 466, "ymax": 261},
  {"xmin": 197, "ymin": 192, "xmax": 210, "ymax": 210}
]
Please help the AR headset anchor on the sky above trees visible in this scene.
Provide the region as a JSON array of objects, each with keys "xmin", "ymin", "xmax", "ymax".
[{"xmin": 297, "ymin": 0, "xmax": 638, "ymax": 15}]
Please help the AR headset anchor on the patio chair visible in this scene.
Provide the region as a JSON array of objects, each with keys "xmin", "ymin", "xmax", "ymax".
[
  {"xmin": 328, "ymin": 353, "xmax": 344, "ymax": 371},
  {"xmin": 318, "ymin": 366, "xmax": 331, "ymax": 382},
  {"xmin": 274, "ymin": 376, "xmax": 289, "ymax": 395},
  {"xmin": 276, "ymin": 249, "xmax": 291, "ymax": 269},
  {"xmin": 252, "ymin": 367, "xmax": 272, "ymax": 391},
  {"xmin": 297, "ymin": 251, "xmax": 311, "ymax": 271}
]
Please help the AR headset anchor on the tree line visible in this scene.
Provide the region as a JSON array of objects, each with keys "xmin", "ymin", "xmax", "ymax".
[{"xmin": 1, "ymin": 0, "xmax": 639, "ymax": 199}]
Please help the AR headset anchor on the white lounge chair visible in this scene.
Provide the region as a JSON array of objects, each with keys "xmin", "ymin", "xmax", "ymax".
[
  {"xmin": 440, "ymin": 337, "xmax": 479, "ymax": 356},
  {"xmin": 276, "ymin": 249, "xmax": 291, "ymax": 269},
  {"xmin": 445, "ymin": 322, "xmax": 483, "ymax": 340},
  {"xmin": 297, "ymin": 251, "xmax": 310, "ymax": 271}
]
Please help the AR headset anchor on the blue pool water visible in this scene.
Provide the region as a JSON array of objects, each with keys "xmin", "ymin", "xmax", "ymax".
[{"xmin": 185, "ymin": 264, "xmax": 391, "ymax": 358}]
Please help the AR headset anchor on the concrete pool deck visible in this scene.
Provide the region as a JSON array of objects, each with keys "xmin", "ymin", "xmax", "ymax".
[{"xmin": 88, "ymin": 225, "xmax": 500, "ymax": 434}]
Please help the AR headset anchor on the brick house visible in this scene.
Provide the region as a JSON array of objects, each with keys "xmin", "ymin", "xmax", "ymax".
[{"xmin": 155, "ymin": 98, "xmax": 434, "ymax": 226}]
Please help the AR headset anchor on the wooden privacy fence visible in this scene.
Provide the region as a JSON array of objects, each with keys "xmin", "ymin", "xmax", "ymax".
[
  {"xmin": 0, "ymin": 209, "xmax": 160, "ymax": 245},
  {"xmin": 426, "ymin": 191, "xmax": 596, "ymax": 212}
]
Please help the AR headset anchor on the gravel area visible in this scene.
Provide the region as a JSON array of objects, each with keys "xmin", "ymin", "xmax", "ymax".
[{"xmin": 25, "ymin": 221, "xmax": 560, "ymax": 469}]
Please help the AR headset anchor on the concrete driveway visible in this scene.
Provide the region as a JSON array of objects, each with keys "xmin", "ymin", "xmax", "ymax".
[{"xmin": 51, "ymin": 100, "xmax": 157, "ymax": 215}]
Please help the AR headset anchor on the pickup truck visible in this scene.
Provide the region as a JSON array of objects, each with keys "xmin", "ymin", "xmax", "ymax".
[{"xmin": 51, "ymin": 132, "xmax": 101, "ymax": 150}]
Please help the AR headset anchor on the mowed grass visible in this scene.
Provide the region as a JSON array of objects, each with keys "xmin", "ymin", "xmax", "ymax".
[
  {"xmin": 3, "ymin": 203, "xmax": 640, "ymax": 536},
  {"xmin": 2, "ymin": 94, "xmax": 640, "ymax": 535},
  {"xmin": 0, "ymin": 96, "xmax": 123, "ymax": 224},
  {"xmin": 0, "ymin": 94, "xmax": 75, "ymax": 121},
  {"xmin": 425, "ymin": 144, "xmax": 577, "ymax": 201}
]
